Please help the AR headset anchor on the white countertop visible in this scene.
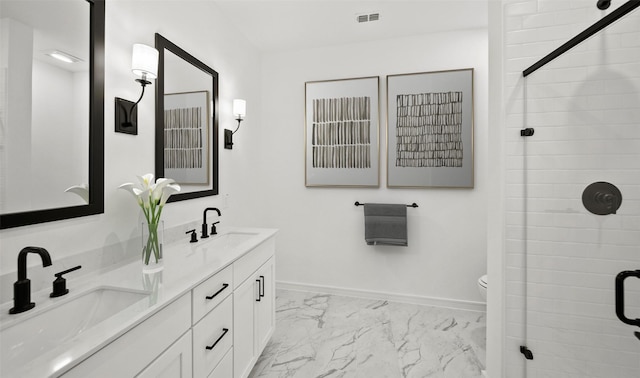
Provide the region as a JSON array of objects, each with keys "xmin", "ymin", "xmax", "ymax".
[{"xmin": 0, "ymin": 227, "xmax": 277, "ymax": 378}]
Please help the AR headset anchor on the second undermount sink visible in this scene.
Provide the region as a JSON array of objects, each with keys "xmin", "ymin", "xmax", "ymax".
[
  {"xmin": 1, "ymin": 286, "xmax": 150, "ymax": 369},
  {"xmin": 205, "ymin": 231, "xmax": 258, "ymax": 249}
]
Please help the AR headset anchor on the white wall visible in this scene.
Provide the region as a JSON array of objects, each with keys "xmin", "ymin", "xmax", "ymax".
[
  {"xmin": 0, "ymin": 1, "xmax": 261, "ymax": 273},
  {"xmin": 31, "ymin": 60, "xmax": 88, "ymax": 210},
  {"xmin": 486, "ymin": 2, "xmax": 506, "ymax": 377},
  {"xmin": 0, "ymin": 3, "xmax": 488, "ymax": 310},
  {"xmin": 1, "ymin": 18, "xmax": 33, "ymax": 214},
  {"xmin": 258, "ymin": 29, "xmax": 489, "ymax": 305}
]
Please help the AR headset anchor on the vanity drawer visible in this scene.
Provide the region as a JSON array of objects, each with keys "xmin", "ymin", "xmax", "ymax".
[
  {"xmin": 233, "ymin": 237, "xmax": 275, "ymax": 289},
  {"xmin": 208, "ymin": 347, "xmax": 233, "ymax": 378},
  {"xmin": 192, "ymin": 264, "xmax": 233, "ymax": 324},
  {"xmin": 192, "ymin": 294, "xmax": 233, "ymax": 378}
]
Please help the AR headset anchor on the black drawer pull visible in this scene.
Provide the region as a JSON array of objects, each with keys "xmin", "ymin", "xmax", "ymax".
[
  {"xmin": 259, "ymin": 276, "xmax": 265, "ymax": 298},
  {"xmin": 205, "ymin": 328, "xmax": 229, "ymax": 350},
  {"xmin": 205, "ymin": 283, "xmax": 229, "ymax": 300},
  {"xmin": 255, "ymin": 279, "xmax": 261, "ymax": 302}
]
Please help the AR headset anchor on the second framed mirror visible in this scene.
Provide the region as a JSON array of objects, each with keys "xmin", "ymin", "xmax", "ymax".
[{"xmin": 155, "ymin": 33, "xmax": 219, "ymax": 202}]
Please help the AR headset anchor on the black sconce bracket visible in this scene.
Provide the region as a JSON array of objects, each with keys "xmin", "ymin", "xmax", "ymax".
[
  {"xmin": 224, "ymin": 117, "xmax": 243, "ymax": 149},
  {"xmin": 224, "ymin": 129, "xmax": 234, "ymax": 149},
  {"xmin": 115, "ymin": 78, "xmax": 151, "ymax": 136},
  {"xmin": 115, "ymin": 97, "xmax": 138, "ymax": 135}
]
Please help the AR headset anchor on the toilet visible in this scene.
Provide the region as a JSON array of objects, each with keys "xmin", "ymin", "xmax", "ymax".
[{"xmin": 478, "ymin": 275, "xmax": 488, "ymax": 301}]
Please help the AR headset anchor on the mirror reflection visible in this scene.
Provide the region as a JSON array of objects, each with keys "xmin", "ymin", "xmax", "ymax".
[
  {"xmin": 155, "ymin": 34, "xmax": 219, "ymax": 202},
  {"xmin": 0, "ymin": 0, "xmax": 90, "ymax": 214}
]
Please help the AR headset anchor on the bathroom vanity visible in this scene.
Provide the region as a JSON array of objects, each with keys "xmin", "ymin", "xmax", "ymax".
[{"xmin": 0, "ymin": 228, "xmax": 277, "ymax": 378}]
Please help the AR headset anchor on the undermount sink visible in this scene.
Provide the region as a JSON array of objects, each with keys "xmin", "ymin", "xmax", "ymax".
[
  {"xmin": 205, "ymin": 231, "xmax": 258, "ymax": 249},
  {"xmin": 1, "ymin": 286, "xmax": 150, "ymax": 369}
]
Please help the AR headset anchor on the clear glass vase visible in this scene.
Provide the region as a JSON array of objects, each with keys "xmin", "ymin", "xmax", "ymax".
[{"xmin": 142, "ymin": 221, "xmax": 164, "ymax": 273}]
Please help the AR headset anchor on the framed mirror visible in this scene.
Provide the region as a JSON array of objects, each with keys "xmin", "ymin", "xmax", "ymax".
[
  {"xmin": 155, "ymin": 33, "xmax": 219, "ymax": 202},
  {"xmin": 0, "ymin": 0, "xmax": 104, "ymax": 229}
]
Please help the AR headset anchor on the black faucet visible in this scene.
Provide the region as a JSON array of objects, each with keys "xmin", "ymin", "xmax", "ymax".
[
  {"xmin": 10, "ymin": 246, "xmax": 52, "ymax": 314},
  {"xmin": 201, "ymin": 207, "xmax": 221, "ymax": 239}
]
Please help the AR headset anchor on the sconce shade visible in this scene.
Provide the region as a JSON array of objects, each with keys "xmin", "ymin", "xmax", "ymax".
[
  {"xmin": 131, "ymin": 44, "xmax": 158, "ymax": 79},
  {"xmin": 233, "ymin": 99, "xmax": 246, "ymax": 118}
]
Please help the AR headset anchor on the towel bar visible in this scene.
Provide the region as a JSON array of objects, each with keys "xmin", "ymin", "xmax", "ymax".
[{"xmin": 354, "ymin": 201, "xmax": 418, "ymax": 208}]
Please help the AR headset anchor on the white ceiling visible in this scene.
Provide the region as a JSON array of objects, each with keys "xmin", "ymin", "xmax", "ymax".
[
  {"xmin": 1, "ymin": 0, "xmax": 89, "ymax": 72},
  {"xmin": 212, "ymin": 0, "xmax": 489, "ymax": 52}
]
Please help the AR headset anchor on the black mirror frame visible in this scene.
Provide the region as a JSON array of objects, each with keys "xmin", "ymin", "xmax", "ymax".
[
  {"xmin": 154, "ymin": 33, "xmax": 219, "ymax": 202},
  {"xmin": 0, "ymin": 0, "xmax": 105, "ymax": 229}
]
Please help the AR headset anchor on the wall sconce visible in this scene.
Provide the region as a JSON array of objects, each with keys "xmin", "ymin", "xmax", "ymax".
[
  {"xmin": 225, "ymin": 99, "xmax": 246, "ymax": 149},
  {"xmin": 115, "ymin": 44, "xmax": 159, "ymax": 135}
]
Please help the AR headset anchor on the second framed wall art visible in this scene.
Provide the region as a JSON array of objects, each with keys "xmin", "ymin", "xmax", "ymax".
[
  {"xmin": 386, "ymin": 68, "xmax": 474, "ymax": 188},
  {"xmin": 305, "ymin": 76, "xmax": 380, "ymax": 187}
]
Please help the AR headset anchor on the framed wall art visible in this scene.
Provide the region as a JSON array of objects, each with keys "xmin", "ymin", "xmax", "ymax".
[
  {"xmin": 305, "ymin": 76, "xmax": 380, "ymax": 187},
  {"xmin": 163, "ymin": 90, "xmax": 210, "ymax": 185},
  {"xmin": 386, "ymin": 68, "xmax": 474, "ymax": 188}
]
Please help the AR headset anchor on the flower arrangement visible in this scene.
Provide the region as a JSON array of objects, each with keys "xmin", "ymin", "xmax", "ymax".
[{"xmin": 119, "ymin": 174, "xmax": 180, "ymax": 266}]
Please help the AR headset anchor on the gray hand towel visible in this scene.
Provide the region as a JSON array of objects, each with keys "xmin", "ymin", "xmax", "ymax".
[{"xmin": 364, "ymin": 203, "xmax": 408, "ymax": 246}]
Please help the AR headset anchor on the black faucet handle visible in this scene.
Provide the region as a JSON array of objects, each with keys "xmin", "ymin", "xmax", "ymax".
[
  {"xmin": 54, "ymin": 265, "xmax": 82, "ymax": 278},
  {"xmin": 211, "ymin": 221, "xmax": 220, "ymax": 235},
  {"xmin": 186, "ymin": 229, "xmax": 198, "ymax": 243},
  {"xmin": 50, "ymin": 265, "xmax": 81, "ymax": 298}
]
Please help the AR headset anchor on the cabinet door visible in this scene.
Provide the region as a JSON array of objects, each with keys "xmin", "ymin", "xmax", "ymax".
[
  {"xmin": 62, "ymin": 294, "xmax": 191, "ymax": 378},
  {"xmin": 137, "ymin": 330, "xmax": 192, "ymax": 378},
  {"xmin": 207, "ymin": 347, "xmax": 233, "ymax": 378},
  {"xmin": 233, "ymin": 274, "xmax": 259, "ymax": 378},
  {"xmin": 255, "ymin": 257, "xmax": 275, "ymax": 354}
]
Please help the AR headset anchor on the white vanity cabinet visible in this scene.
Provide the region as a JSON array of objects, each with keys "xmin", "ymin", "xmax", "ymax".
[
  {"xmin": 233, "ymin": 239, "xmax": 276, "ymax": 378},
  {"xmin": 137, "ymin": 330, "xmax": 193, "ymax": 378},
  {"xmin": 62, "ymin": 294, "xmax": 192, "ymax": 378},
  {"xmin": 60, "ymin": 233, "xmax": 275, "ymax": 378}
]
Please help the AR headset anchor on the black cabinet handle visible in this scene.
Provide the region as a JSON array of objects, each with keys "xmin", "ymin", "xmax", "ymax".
[
  {"xmin": 259, "ymin": 275, "xmax": 265, "ymax": 298},
  {"xmin": 205, "ymin": 283, "xmax": 229, "ymax": 300},
  {"xmin": 615, "ymin": 270, "xmax": 640, "ymax": 327},
  {"xmin": 205, "ymin": 328, "xmax": 229, "ymax": 350},
  {"xmin": 255, "ymin": 279, "xmax": 261, "ymax": 302}
]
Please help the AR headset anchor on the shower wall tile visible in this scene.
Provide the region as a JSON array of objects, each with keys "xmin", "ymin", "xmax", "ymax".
[
  {"xmin": 505, "ymin": 1, "xmax": 538, "ymax": 16},
  {"xmin": 503, "ymin": 0, "xmax": 640, "ymax": 377}
]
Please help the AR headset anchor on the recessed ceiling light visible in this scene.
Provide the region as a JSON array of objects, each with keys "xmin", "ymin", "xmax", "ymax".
[{"xmin": 46, "ymin": 50, "xmax": 83, "ymax": 64}]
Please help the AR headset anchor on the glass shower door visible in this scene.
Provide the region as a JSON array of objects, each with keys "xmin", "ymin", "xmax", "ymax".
[{"xmin": 522, "ymin": 8, "xmax": 640, "ymax": 377}]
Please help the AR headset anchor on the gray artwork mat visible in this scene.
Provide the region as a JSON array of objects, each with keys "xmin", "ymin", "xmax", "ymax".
[
  {"xmin": 164, "ymin": 91, "xmax": 210, "ymax": 185},
  {"xmin": 305, "ymin": 76, "xmax": 380, "ymax": 187},
  {"xmin": 387, "ymin": 69, "xmax": 474, "ymax": 188}
]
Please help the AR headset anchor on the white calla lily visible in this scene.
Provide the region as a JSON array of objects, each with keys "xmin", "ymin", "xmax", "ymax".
[
  {"xmin": 137, "ymin": 173, "xmax": 155, "ymax": 190},
  {"xmin": 118, "ymin": 182, "xmax": 136, "ymax": 195},
  {"xmin": 151, "ymin": 178, "xmax": 175, "ymax": 202},
  {"xmin": 160, "ymin": 184, "xmax": 181, "ymax": 206},
  {"xmin": 137, "ymin": 188, "xmax": 151, "ymax": 208},
  {"xmin": 65, "ymin": 184, "xmax": 89, "ymax": 203}
]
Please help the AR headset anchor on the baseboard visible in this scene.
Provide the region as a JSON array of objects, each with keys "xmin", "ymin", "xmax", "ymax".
[{"xmin": 276, "ymin": 280, "xmax": 487, "ymax": 313}]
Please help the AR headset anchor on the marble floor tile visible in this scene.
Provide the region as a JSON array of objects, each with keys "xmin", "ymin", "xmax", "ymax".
[{"xmin": 249, "ymin": 290, "xmax": 486, "ymax": 378}]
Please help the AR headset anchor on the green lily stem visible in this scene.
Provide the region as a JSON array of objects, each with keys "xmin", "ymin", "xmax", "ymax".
[
  {"xmin": 141, "ymin": 201, "xmax": 164, "ymax": 265},
  {"xmin": 143, "ymin": 222, "xmax": 161, "ymax": 264}
]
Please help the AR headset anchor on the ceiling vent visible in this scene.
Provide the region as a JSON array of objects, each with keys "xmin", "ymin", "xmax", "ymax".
[{"xmin": 356, "ymin": 12, "xmax": 380, "ymax": 23}]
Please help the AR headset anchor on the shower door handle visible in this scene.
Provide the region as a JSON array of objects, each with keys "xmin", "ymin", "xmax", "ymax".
[{"xmin": 615, "ymin": 270, "xmax": 640, "ymax": 327}]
